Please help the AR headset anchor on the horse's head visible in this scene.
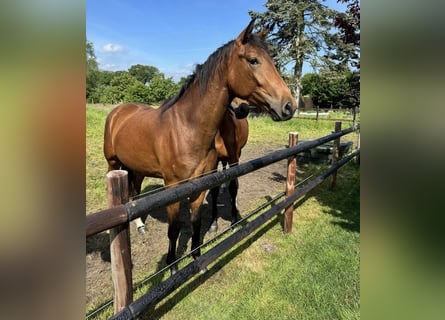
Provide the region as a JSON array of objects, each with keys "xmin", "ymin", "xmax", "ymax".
[
  {"xmin": 230, "ymin": 98, "xmax": 250, "ymax": 119},
  {"xmin": 228, "ymin": 19, "xmax": 297, "ymax": 121}
]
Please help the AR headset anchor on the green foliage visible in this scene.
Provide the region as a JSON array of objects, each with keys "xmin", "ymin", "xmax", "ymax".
[
  {"xmin": 99, "ymin": 72, "xmax": 139, "ymax": 104},
  {"xmin": 250, "ymin": 0, "xmax": 340, "ymax": 98},
  {"xmin": 94, "ymin": 71, "xmax": 180, "ymax": 104},
  {"xmin": 176, "ymin": 75, "xmax": 189, "ymax": 88},
  {"xmin": 128, "ymin": 64, "xmax": 160, "ymax": 84},
  {"xmin": 301, "ymin": 71, "xmax": 359, "ymax": 109},
  {"xmin": 99, "ymin": 85, "xmax": 123, "ymax": 104},
  {"xmin": 124, "ymin": 81, "xmax": 150, "ymax": 103},
  {"xmin": 249, "ymin": 0, "xmax": 360, "ymax": 110},
  {"xmin": 147, "ymin": 74, "xmax": 179, "ymax": 104},
  {"xmin": 85, "ymin": 38, "xmax": 181, "ymax": 103},
  {"xmin": 333, "ymin": 0, "xmax": 360, "ymax": 70},
  {"xmin": 89, "ymin": 70, "xmax": 179, "ymax": 105},
  {"xmin": 86, "ymin": 40, "xmax": 99, "ymax": 101},
  {"xmin": 96, "ymin": 70, "xmax": 115, "ymax": 87}
]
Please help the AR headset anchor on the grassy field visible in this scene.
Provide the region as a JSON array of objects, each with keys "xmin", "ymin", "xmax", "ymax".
[{"xmin": 86, "ymin": 104, "xmax": 360, "ymax": 319}]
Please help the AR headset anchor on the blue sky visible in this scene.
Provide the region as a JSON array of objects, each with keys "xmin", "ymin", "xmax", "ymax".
[{"xmin": 87, "ymin": 0, "xmax": 347, "ymax": 81}]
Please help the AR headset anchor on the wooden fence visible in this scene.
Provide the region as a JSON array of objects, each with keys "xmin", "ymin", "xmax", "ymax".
[
  {"xmin": 297, "ymin": 106, "xmax": 360, "ymax": 123},
  {"xmin": 86, "ymin": 122, "xmax": 360, "ymax": 319}
]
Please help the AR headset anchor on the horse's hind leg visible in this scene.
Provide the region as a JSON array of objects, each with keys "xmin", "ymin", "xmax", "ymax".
[
  {"xmin": 106, "ymin": 155, "xmax": 122, "ymax": 172},
  {"xmin": 115, "ymin": 166, "xmax": 146, "ymax": 234},
  {"xmin": 189, "ymin": 191, "xmax": 207, "ymax": 273},
  {"xmin": 131, "ymin": 173, "xmax": 147, "ymax": 234},
  {"xmin": 228, "ymin": 177, "xmax": 240, "ymax": 227},
  {"xmin": 209, "ymin": 186, "xmax": 220, "ymax": 233}
]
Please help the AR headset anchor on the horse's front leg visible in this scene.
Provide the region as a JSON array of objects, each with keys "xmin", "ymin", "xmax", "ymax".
[
  {"xmin": 227, "ymin": 162, "xmax": 241, "ymax": 228},
  {"xmin": 189, "ymin": 191, "xmax": 207, "ymax": 257},
  {"xmin": 189, "ymin": 190, "xmax": 210, "ymax": 274},
  {"xmin": 166, "ymin": 202, "xmax": 181, "ymax": 275}
]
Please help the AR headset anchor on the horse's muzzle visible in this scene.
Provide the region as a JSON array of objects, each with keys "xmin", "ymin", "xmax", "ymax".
[
  {"xmin": 282, "ymin": 101, "xmax": 295, "ymax": 119},
  {"xmin": 272, "ymin": 101, "xmax": 296, "ymax": 121}
]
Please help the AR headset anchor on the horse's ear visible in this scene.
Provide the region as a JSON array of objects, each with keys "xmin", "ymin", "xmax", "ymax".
[
  {"xmin": 258, "ymin": 23, "xmax": 274, "ymax": 39},
  {"xmin": 236, "ymin": 18, "xmax": 256, "ymax": 45}
]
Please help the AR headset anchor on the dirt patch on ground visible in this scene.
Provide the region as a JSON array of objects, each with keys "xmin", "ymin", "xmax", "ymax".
[{"xmin": 86, "ymin": 141, "xmax": 294, "ymax": 309}]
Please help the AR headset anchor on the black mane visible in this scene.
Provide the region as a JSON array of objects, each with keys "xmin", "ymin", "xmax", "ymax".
[{"xmin": 162, "ymin": 33, "xmax": 269, "ymax": 110}]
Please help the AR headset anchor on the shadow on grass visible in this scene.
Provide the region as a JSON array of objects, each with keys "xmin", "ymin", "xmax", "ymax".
[
  {"xmin": 271, "ymin": 161, "xmax": 359, "ymax": 234},
  {"xmin": 86, "ymin": 232, "xmax": 110, "ymax": 262},
  {"xmin": 301, "ymin": 161, "xmax": 360, "ymax": 233},
  {"xmin": 320, "ymin": 162, "xmax": 359, "ymax": 233}
]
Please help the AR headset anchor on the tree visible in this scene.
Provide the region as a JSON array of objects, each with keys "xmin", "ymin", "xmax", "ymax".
[
  {"xmin": 147, "ymin": 74, "xmax": 179, "ymax": 104},
  {"xmin": 124, "ymin": 81, "xmax": 150, "ymax": 103},
  {"xmin": 96, "ymin": 70, "xmax": 116, "ymax": 87},
  {"xmin": 176, "ymin": 76, "xmax": 189, "ymax": 89},
  {"xmin": 98, "ymin": 72, "xmax": 142, "ymax": 104},
  {"xmin": 342, "ymin": 70, "xmax": 359, "ymax": 108},
  {"xmin": 301, "ymin": 70, "xmax": 359, "ymax": 109},
  {"xmin": 334, "ymin": 0, "xmax": 360, "ymax": 69},
  {"xmin": 86, "ymin": 40, "xmax": 99, "ymax": 102},
  {"xmin": 128, "ymin": 64, "xmax": 160, "ymax": 85},
  {"xmin": 85, "ymin": 41, "xmax": 181, "ymax": 104},
  {"xmin": 249, "ymin": 0, "xmax": 340, "ymax": 107},
  {"xmin": 301, "ymin": 73, "xmax": 329, "ymax": 108}
]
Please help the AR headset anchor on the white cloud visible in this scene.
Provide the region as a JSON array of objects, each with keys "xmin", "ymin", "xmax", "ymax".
[
  {"xmin": 102, "ymin": 43, "xmax": 124, "ymax": 53},
  {"xmin": 101, "ymin": 63, "xmax": 118, "ymax": 70},
  {"xmin": 163, "ymin": 63, "xmax": 195, "ymax": 82}
]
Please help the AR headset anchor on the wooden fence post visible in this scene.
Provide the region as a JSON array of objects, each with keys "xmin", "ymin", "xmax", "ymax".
[
  {"xmin": 356, "ymin": 128, "xmax": 360, "ymax": 166},
  {"xmin": 331, "ymin": 122, "xmax": 342, "ymax": 190},
  {"xmin": 107, "ymin": 170, "xmax": 133, "ymax": 314},
  {"xmin": 284, "ymin": 132, "xmax": 298, "ymax": 233},
  {"xmin": 352, "ymin": 107, "xmax": 357, "ymax": 126}
]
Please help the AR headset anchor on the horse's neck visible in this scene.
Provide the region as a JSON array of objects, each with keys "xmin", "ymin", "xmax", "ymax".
[{"xmin": 173, "ymin": 79, "xmax": 231, "ymax": 138}]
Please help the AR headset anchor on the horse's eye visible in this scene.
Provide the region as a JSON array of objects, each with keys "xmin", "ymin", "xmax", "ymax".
[{"xmin": 248, "ymin": 57, "xmax": 259, "ymax": 65}]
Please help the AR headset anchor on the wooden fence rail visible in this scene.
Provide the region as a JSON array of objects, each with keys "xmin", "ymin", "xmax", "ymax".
[{"xmin": 86, "ymin": 124, "xmax": 360, "ymax": 237}]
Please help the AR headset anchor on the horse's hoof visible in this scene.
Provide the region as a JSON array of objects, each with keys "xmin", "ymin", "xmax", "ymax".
[
  {"xmin": 170, "ymin": 266, "xmax": 178, "ymax": 277},
  {"xmin": 137, "ymin": 225, "xmax": 147, "ymax": 234},
  {"xmin": 230, "ymin": 220, "xmax": 240, "ymax": 232},
  {"xmin": 209, "ymin": 224, "xmax": 218, "ymax": 233},
  {"xmin": 200, "ymin": 267, "xmax": 208, "ymax": 274}
]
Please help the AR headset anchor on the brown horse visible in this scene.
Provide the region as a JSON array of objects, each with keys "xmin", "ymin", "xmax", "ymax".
[
  {"xmin": 134, "ymin": 99, "xmax": 249, "ymax": 234},
  {"xmin": 103, "ymin": 19, "xmax": 297, "ymax": 274},
  {"xmin": 209, "ymin": 98, "xmax": 250, "ymax": 233},
  {"xmin": 132, "ymin": 98, "xmax": 250, "ymax": 235}
]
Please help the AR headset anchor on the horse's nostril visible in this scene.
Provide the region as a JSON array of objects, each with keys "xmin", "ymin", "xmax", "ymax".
[{"xmin": 283, "ymin": 102, "xmax": 293, "ymax": 116}]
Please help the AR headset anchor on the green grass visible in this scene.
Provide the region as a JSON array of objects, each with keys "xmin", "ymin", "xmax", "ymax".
[
  {"xmin": 247, "ymin": 115, "xmax": 336, "ymax": 145},
  {"xmin": 86, "ymin": 105, "xmax": 114, "ymax": 213},
  {"xmin": 86, "ymin": 104, "xmax": 360, "ymax": 319}
]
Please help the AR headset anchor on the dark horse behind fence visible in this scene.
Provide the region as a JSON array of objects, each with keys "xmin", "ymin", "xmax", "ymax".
[
  {"xmin": 209, "ymin": 98, "xmax": 250, "ymax": 233},
  {"xmin": 103, "ymin": 19, "xmax": 297, "ymax": 275}
]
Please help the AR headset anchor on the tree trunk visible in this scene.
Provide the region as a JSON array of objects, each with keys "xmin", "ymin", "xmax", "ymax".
[{"xmin": 293, "ymin": 8, "xmax": 306, "ymax": 111}]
